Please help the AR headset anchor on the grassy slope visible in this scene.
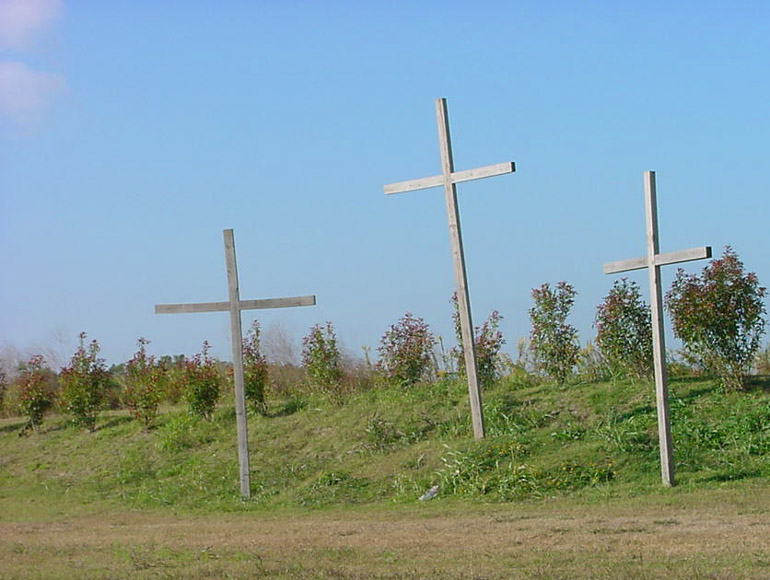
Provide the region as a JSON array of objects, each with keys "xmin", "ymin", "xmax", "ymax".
[
  {"xmin": 2, "ymin": 375, "xmax": 769, "ymax": 514},
  {"xmin": 2, "ymin": 376, "xmax": 770, "ymax": 578}
]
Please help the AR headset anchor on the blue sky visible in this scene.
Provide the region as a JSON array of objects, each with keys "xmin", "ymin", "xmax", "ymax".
[{"xmin": 1, "ymin": 1, "xmax": 769, "ymax": 367}]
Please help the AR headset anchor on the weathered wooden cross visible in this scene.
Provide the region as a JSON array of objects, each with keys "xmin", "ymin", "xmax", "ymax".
[
  {"xmin": 384, "ymin": 98, "xmax": 515, "ymax": 439},
  {"xmin": 155, "ymin": 228, "xmax": 316, "ymax": 498},
  {"xmin": 603, "ymin": 171, "xmax": 711, "ymax": 487}
]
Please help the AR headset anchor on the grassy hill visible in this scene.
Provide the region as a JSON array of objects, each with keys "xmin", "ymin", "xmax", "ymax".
[{"xmin": 2, "ymin": 374, "xmax": 770, "ymax": 517}]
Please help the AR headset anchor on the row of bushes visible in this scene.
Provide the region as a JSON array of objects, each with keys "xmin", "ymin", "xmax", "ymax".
[
  {"xmin": 372, "ymin": 246, "xmax": 765, "ymax": 391},
  {"xmin": 2, "ymin": 248, "xmax": 766, "ymax": 432},
  {"xmin": 530, "ymin": 247, "xmax": 767, "ymax": 390}
]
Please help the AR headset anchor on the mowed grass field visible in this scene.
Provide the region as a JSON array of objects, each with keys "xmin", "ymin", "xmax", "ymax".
[
  {"xmin": 3, "ymin": 485, "xmax": 770, "ymax": 579},
  {"xmin": 2, "ymin": 375, "xmax": 770, "ymax": 578}
]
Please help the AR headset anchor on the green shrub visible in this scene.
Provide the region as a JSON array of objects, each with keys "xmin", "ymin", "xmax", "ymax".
[
  {"xmin": 376, "ymin": 312, "xmax": 436, "ymax": 387},
  {"xmin": 597, "ymin": 412, "xmax": 655, "ymax": 455},
  {"xmin": 666, "ymin": 247, "xmax": 767, "ymax": 390},
  {"xmin": 123, "ymin": 338, "xmax": 165, "ymax": 430},
  {"xmin": 364, "ymin": 413, "xmax": 404, "ymax": 452},
  {"xmin": 300, "ymin": 470, "xmax": 371, "ymax": 507},
  {"xmin": 451, "ymin": 293, "xmax": 506, "ymax": 388},
  {"xmin": 242, "ymin": 321, "xmax": 269, "ymax": 414},
  {"xmin": 17, "ymin": 354, "xmax": 56, "ymax": 431},
  {"xmin": 529, "ymin": 281, "xmax": 580, "ymax": 384},
  {"xmin": 436, "ymin": 440, "xmax": 613, "ymax": 500},
  {"xmin": 59, "ymin": 332, "xmax": 110, "ymax": 431},
  {"xmin": 670, "ymin": 392, "xmax": 770, "ymax": 476},
  {"xmin": 183, "ymin": 342, "xmax": 221, "ymax": 421},
  {"xmin": 302, "ymin": 321, "xmax": 344, "ymax": 399},
  {"xmin": 595, "ymin": 278, "xmax": 653, "ymax": 380}
]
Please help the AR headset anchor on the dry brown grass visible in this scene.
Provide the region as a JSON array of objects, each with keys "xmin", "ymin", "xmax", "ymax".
[{"xmin": 3, "ymin": 487, "xmax": 770, "ymax": 579}]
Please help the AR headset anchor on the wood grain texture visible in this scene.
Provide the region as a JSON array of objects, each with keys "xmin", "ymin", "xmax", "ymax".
[
  {"xmin": 224, "ymin": 229, "xmax": 251, "ymax": 499},
  {"xmin": 643, "ymin": 172, "xmax": 674, "ymax": 488},
  {"xmin": 602, "ymin": 171, "xmax": 712, "ymax": 488},
  {"xmin": 154, "ymin": 229, "xmax": 317, "ymax": 499},
  {"xmin": 155, "ymin": 295, "xmax": 316, "ymax": 314},
  {"xmin": 382, "ymin": 98, "xmax": 515, "ymax": 439},
  {"xmin": 435, "ymin": 98, "xmax": 486, "ymax": 440},
  {"xmin": 383, "ymin": 162, "xmax": 515, "ymax": 195},
  {"xmin": 603, "ymin": 246, "xmax": 712, "ymax": 274}
]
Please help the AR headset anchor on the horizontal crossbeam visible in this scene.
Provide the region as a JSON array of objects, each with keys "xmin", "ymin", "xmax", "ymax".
[
  {"xmin": 603, "ymin": 246, "xmax": 712, "ymax": 275},
  {"xmin": 155, "ymin": 295, "xmax": 316, "ymax": 315},
  {"xmin": 383, "ymin": 161, "xmax": 515, "ymax": 195}
]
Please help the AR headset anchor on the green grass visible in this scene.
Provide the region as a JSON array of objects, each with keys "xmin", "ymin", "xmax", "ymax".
[
  {"xmin": 2, "ymin": 375, "xmax": 770, "ymax": 513},
  {"xmin": 2, "ymin": 375, "xmax": 770, "ymax": 578}
]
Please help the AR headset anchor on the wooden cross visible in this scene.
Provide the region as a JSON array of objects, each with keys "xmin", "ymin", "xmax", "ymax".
[
  {"xmin": 603, "ymin": 171, "xmax": 711, "ymax": 487},
  {"xmin": 155, "ymin": 228, "xmax": 316, "ymax": 498},
  {"xmin": 384, "ymin": 98, "xmax": 515, "ymax": 439}
]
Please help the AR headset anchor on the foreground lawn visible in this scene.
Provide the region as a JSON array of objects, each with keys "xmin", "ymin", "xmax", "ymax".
[{"xmin": 2, "ymin": 482, "xmax": 770, "ymax": 579}]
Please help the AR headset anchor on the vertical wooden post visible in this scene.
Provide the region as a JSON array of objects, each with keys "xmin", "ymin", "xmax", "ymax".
[
  {"xmin": 224, "ymin": 229, "xmax": 251, "ymax": 498},
  {"xmin": 644, "ymin": 171, "xmax": 675, "ymax": 487},
  {"xmin": 156, "ymin": 230, "xmax": 316, "ymax": 499},
  {"xmin": 436, "ymin": 98, "xmax": 485, "ymax": 440},
  {"xmin": 384, "ymin": 99, "xmax": 515, "ymax": 440},
  {"xmin": 603, "ymin": 171, "xmax": 710, "ymax": 487}
]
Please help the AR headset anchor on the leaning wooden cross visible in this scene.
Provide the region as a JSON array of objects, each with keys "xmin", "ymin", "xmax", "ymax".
[
  {"xmin": 155, "ymin": 228, "xmax": 316, "ymax": 498},
  {"xmin": 384, "ymin": 98, "xmax": 515, "ymax": 439},
  {"xmin": 603, "ymin": 171, "xmax": 711, "ymax": 487}
]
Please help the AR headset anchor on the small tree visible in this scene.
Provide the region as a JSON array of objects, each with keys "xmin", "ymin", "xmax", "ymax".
[
  {"xmin": 17, "ymin": 354, "xmax": 56, "ymax": 431},
  {"xmin": 183, "ymin": 342, "xmax": 221, "ymax": 420},
  {"xmin": 377, "ymin": 312, "xmax": 436, "ymax": 386},
  {"xmin": 243, "ymin": 320, "xmax": 269, "ymax": 414},
  {"xmin": 529, "ymin": 281, "xmax": 580, "ymax": 384},
  {"xmin": 123, "ymin": 338, "xmax": 165, "ymax": 429},
  {"xmin": 666, "ymin": 247, "xmax": 767, "ymax": 390},
  {"xmin": 451, "ymin": 294, "xmax": 506, "ymax": 388},
  {"xmin": 595, "ymin": 278, "xmax": 653, "ymax": 380},
  {"xmin": 302, "ymin": 322, "xmax": 343, "ymax": 395},
  {"xmin": 59, "ymin": 332, "xmax": 109, "ymax": 431}
]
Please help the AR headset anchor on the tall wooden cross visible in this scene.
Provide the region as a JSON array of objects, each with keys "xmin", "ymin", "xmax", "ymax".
[
  {"xmin": 384, "ymin": 98, "xmax": 515, "ymax": 439},
  {"xmin": 155, "ymin": 228, "xmax": 316, "ymax": 498},
  {"xmin": 603, "ymin": 171, "xmax": 711, "ymax": 487}
]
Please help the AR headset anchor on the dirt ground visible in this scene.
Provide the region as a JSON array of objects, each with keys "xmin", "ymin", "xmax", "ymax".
[
  {"xmin": 3, "ymin": 499, "xmax": 770, "ymax": 579},
  {"xmin": 4, "ymin": 510, "xmax": 769, "ymax": 555}
]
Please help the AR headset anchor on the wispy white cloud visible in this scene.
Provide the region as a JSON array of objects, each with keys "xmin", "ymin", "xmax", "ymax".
[
  {"xmin": 0, "ymin": 0, "xmax": 62, "ymax": 51},
  {"xmin": 0, "ymin": 0, "xmax": 61, "ymax": 50},
  {"xmin": 0, "ymin": 0, "xmax": 64, "ymax": 127},
  {"xmin": 0, "ymin": 60, "xmax": 65, "ymax": 122}
]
